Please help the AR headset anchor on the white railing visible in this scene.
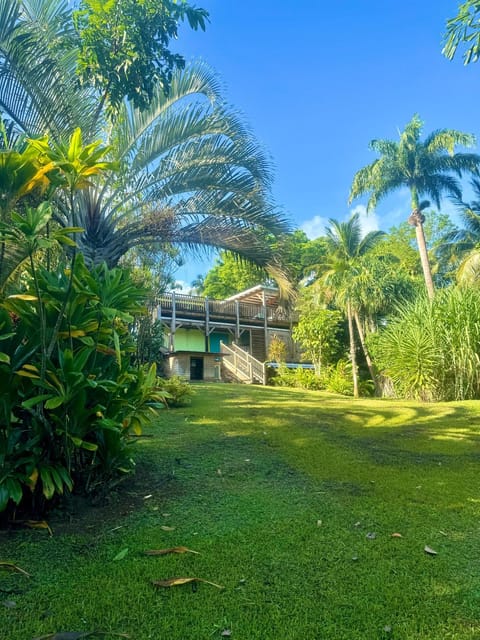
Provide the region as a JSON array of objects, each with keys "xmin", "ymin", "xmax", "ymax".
[{"xmin": 220, "ymin": 342, "xmax": 266, "ymax": 385}]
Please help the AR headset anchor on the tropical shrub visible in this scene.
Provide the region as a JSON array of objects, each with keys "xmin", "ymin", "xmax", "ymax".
[
  {"xmin": 320, "ymin": 359, "xmax": 355, "ymax": 396},
  {"xmin": 158, "ymin": 375, "xmax": 194, "ymax": 407},
  {"xmin": 0, "ymin": 256, "xmax": 167, "ymax": 515},
  {"xmin": 267, "ymin": 335, "xmax": 288, "ymax": 363},
  {"xmin": 271, "ymin": 365, "xmax": 324, "ymax": 391},
  {"xmin": 371, "ymin": 287, "xmax": 480, "ymax": 401}
]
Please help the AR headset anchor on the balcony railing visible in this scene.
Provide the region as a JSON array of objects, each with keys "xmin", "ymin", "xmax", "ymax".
[{"xmin": 156, "ymin": 292, "xmax": 295, "ymax": 328}]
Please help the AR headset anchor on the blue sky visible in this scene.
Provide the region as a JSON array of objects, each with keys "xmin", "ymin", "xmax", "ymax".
[{"xmin": 173, "ymin": 0, "xmax": 480, "ymax": 286}]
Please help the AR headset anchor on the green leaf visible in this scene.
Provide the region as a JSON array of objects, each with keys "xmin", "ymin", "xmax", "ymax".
[
  {"xmin": 70, "ymin": 436, "xmax": 98, "ymax": 452},
  {"xmin": 22, "ymin": 394, "xmax": 54, "ymax": 409},
  {"xmin": 45, "ymin": 396, "xmax": 64, "ymax": 410},
  {"xmin": 113, "ymin": 548, "xmax": 129, "ymax": 561}
]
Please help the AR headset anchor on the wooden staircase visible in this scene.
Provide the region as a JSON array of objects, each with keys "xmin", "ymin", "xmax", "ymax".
[{"xmin": 220, "ymin": 342, "xmax": 267, "ymax": 385}]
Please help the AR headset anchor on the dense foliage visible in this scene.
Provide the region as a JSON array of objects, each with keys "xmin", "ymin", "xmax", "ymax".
[{"xmin": 371, "ymin": 287, "xmax": 480, "ymax": 401}]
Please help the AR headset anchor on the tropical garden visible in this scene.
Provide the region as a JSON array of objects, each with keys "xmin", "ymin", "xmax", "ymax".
[{"xmin": 1, "ymin": 1, "xmax": 480, "ymax": 638}]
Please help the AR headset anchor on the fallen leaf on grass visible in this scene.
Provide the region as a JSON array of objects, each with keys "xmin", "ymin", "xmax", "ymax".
[
  {"xmin": 424, "ymin": 545, "xmax": 438, "ymax": 556},
  {"xmin": 2, "ymin": 600, "xmax": 16, "ymax": 608},
  {"xmin": 32, "ymin": 633, "xmax": 130, "ymax": 640},
  {"xmin": 391, "ymin": 533, "xmax": 403, "ymax": 538},
  {"xmin": 0, "ymin": 562, "xmax": 30, "ymax": 577},
  {"xmin": 113, "ymin": 548, "xmax": 129, "ymax": 561},
  {"xmin": 24, "ymin": 520, "xmax": 53, "ymax": 536},
  {"xmin": 144, "ymin": 547, "xmax": 199, "ymax": 556},
  {"xmin": 160, "ymin": 525, "xmax": 175, "ymax": 532},
  {"xmin": 152, "ymin": 577, "xmax": 224, "ymax": 589}
]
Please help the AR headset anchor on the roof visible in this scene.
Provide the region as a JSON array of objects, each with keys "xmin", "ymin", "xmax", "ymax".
[{"xmin": 223, "ymin": 284, "xmax": 280, "ymax": 306}]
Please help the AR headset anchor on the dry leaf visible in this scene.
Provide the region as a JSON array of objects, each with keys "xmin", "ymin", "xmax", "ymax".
[
  {"xmin": 316, "ymin": 520, "xmax": 322, "ymax": 527},
  {"xmin": 424, "ymin": 545, "xmax": 438, "ymax": 556},
  {"xmin": 0, "ymin": 561, "xmax": 30, "ymax": 577},
  {"xmin": 144, "ymin": 547, "xmax": 199, "ymax": 556},
  {"xmin": 2, "ymin": 600, "xmax": 16, "ymax": 608},
  {"xmin": 160, "ymin": 525, "xmax": 175, "ymax": 532},
  {"xmin": 391, "ymin": 533, "xmax": 403, "ymax": 538},
  {"xmin": 24, "ymin": 520, "xmax": 53, "ymax": 536},
  {"xmin": 152, "ymin": 576, "xmax": 224, "ymax": 589},
  {"xmin": 32, "ymin": 633, "xmax": 129, "ymax": 640}
]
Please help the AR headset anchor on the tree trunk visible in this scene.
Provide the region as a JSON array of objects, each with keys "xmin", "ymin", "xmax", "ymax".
[
  {"xmin": 354, "ymin": 310, "xmax": 381, "ymax": 396},
  {"xmin": 347, "ymin": 301, "xmax": 359, "ymax": 398},
  {"xmin": 408, "ymin": 207, "xmax": 435, "ymax": 300}
]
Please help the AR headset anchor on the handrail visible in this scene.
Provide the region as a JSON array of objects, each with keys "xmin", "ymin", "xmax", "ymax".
[
  {"xmin": 220, "ymin": 342, "xmax": 266, "ymax": 385},
  {"xmin": 157, "ymin": 292, "xmax": 297, "ymax": 325}
]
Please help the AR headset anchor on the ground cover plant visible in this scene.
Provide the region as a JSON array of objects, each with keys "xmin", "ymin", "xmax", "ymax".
[{"xmin": 1, "ymin": 384, "xmax": 479, "ymax": 640}]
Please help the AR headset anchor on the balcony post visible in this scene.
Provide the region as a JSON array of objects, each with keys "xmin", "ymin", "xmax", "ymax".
[
  {"xmin": 235, "ymin": 300, "xmax": 240, "ymax": 341},
  {"xmin": 170, "ymin": 291, "xmax": 176, "ymax": 351},
  {"xmin": 263, "ymin": 289, "xmax": 268, "ymax": 360}
]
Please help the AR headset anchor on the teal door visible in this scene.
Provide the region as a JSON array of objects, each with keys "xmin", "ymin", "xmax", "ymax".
[{"xmin": 209, "ymin": 332, "xmax": 230, "ymax": 353}]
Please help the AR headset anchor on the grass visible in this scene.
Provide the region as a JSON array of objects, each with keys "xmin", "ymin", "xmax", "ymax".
[{"xmin": 1, "ymin": 384, "xmax": 480, "ymax": 639}]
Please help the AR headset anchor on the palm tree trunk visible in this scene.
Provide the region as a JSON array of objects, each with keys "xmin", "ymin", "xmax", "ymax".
[
  {"xmin": 347, "ymin": 301, "xmax": 359, "ymax": 398},
  {"xmin": 414, "ymin": 217, "xmax": 435, "ymax": 299},
  {"xmin": 353, "ymin": 310, "xmax": 381, "ymax": 396},
  {"xmin": 408, "ymin": 189, "xmax": 435, "ymax": 299}
]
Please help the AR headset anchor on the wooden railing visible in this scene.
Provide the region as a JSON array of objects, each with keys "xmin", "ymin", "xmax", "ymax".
[
  {"xmin": 157, "ymin": 292, "xmax": 295, "ymax": 328},
  {"xmin": 220, "ymin": 342, "xmax": 266, "ymax": 385}
]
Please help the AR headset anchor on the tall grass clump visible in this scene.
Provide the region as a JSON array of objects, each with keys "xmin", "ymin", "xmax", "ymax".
[{"xmin": 371, "ymin": 287, "xmax": 480, "ymax": 401}]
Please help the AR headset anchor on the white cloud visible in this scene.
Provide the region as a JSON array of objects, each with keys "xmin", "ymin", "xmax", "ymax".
[
  {"xmin": 173, "ymin": 280, "xmax": 190, "ymax": 292},
  {"xmin": 302, "ymin": 207, "xmax": 380, "ymax": 240},
  {"xmin": 350, "ymin": 204, "xmax": 380, "ymax": 236},
  {"xmin": 301, "ymin": 215, "xmax": 329, "ymax": 239}
]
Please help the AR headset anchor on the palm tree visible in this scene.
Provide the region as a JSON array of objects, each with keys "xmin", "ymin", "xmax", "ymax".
[
  {"xmin": 349, "ymin": 115, "xmax": 480, "ymax": 299},
  {"xmin": 321, "ymin": 213, "xmax": 385, "ymax": 397},
  {"xmin": 0, "ymin": 0, "xmax": 99, "ymax": 144},
  {"xmin": 435, "ymin": 178, "xmax": 480, "ymax": 284},
  {"xmin": 0, "ymin": 1, "xmax": 291, "ymax": 290},
  {"xmin": 52, "ymin": 63, "xmax": 289, "ymax": 279}
]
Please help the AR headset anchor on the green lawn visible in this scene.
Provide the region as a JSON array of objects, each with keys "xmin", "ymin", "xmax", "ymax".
[{"xmin": 2, "ymin": 384, "xmax": 480, "ymax": 640}]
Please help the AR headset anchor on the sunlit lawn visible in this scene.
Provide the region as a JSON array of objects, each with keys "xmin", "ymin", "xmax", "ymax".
[{"xmin": 2, "ymin": 384, "xmax": 480, "ymax": 639}]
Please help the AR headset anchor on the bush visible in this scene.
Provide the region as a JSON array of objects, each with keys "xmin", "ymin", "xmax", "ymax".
[
  {"xmin": 271, "ymin": 365, "xmax": 324, "ymax": 390},
  {"xmin": 320, "ymin": 360, "xmax": 354, "ymax": 396},
  {"xmin": 370, "ymin": 287, "xmax": 480, "ymax": 401},
  {"xmin": 0, "ymin": 257, "xmax": 167, "ymax": 516},
  {"xmin": 158, "ymin": 376, "xmax": 194, "ymax": 407}
]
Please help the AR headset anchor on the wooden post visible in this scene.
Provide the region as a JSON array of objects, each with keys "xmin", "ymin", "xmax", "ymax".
[
  {"xmin": 170, "ymin": 291, "xmax": 176, "ymax": 352},
  {"xmin": 262, "ymin": 289, "xmax": 268, "ymax": 360},
  {"xmin": 235, "ymin": 300, "xmax": 240, "ymax": 342},
  {"xmin": 205, "ymin": 296, "xmax": 210, "ymax": 351}
]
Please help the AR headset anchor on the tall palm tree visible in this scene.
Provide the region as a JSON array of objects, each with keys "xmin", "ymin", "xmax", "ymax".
[
  {"xmin": 321, "ymin": 213, "xmax": 385, "ymax": 397},
  {"xmin": 349, "ymin": 115, "xmax": 480, "ymax": 298},
  {"xmin": 0, "ymin": 0, "xmax": 291, "ymax": 290}
]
